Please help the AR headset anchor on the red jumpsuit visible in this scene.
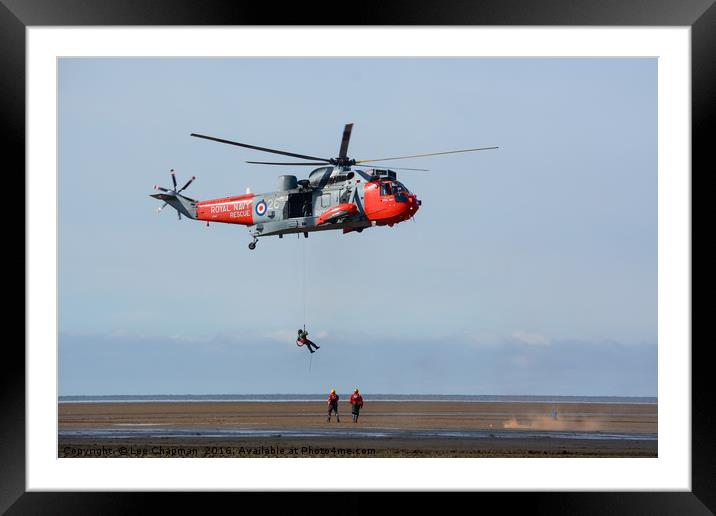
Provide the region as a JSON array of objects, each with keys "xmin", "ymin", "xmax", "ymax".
[
  {"xmin": 350, "ymin": 393, "xmax": 364, "ymax": 422},
  {"xmin": 327, "ymin": 393, "xmax": 340, "ymax": 422}
]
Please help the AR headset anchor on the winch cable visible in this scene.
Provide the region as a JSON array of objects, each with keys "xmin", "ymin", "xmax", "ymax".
[
  {"xmin": 296, "ymin": 233, "xmax": 312, "ymax": 371},
  {"xmin": 303, "ymin": 237, "xmax": 312, "ymax": 372},
  {"xmin": 302, "ymin": 235, "xmax": 307, "ymax": 328}
]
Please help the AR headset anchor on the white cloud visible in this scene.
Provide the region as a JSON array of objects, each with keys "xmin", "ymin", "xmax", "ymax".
[
  {"xmin": 259, "ymin": 329, "xmax": 329, "ymax": 342},
  {"xmin": 260, "ymin": 329, "xmax": 298, "ymax": 343},
  {"xmin": 511, "ymin": 331, "xmax": 551, "ymax": 346}
]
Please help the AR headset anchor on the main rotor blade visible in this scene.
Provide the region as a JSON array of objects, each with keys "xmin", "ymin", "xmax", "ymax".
[
  {"xmin": 246, "ymin": 161, "xmax": 332, "ymax": 166},
  {"xmin": 338, "ymin": 123, "xmax": 353, "ymax": 159},
  {"xmin": 191, "ymin": 133, "xmax": 331, "ymax": 163},
  {"xmin": 360, "ymin": 164, "xmax": 429, "ymax": 171},
  {"xmin": 154, "ymin": 185, "xmax": 170, "ymax": 192},
  {"xmin": 177, "ymin": 176, "xmax": 196, "ymax": 193},
  {"xmin": 352, "ymin": 169, "xmax": 373, "ymax": 182},
  {"xmin": 356, "ymin": 146, "xmax": 499, "ymax": 164},
  {"xmin": 157, "ymin": 202, "xmax": 168, "ymax": 213},
  {"xmin": 170, "ymin": 169, "xmax": 177, "ymax": 190}
]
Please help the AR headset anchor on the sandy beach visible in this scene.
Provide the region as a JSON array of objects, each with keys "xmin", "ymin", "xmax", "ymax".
[{"xmin": 59, "ymin": 400, "xmax": 657, "ymax": 458}]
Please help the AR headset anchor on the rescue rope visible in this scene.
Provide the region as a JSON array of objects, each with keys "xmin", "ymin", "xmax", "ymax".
[
  {"xmin": 296, "ymin": 235, "xmax": 311, "ymax": 372},
  {"xmin": 302, "ymin": 236, "xmax": 307, "ymax": 326},
  {"xmin": 303, "ymin": 239, "xmax": 311, "ymax": 373}
]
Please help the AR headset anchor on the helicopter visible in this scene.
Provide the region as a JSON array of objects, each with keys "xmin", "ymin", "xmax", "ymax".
[{"xmin": 150, "ymin": 123, "xmax": 497, "ymax": 250}]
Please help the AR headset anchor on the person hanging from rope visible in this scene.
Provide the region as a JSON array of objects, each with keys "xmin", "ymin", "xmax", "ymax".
[
  {"xmin": 350, "ymin": 388, "xmax": 364, "ymax": 423},
  {"xmin": 327, "ymin": 389, "xmax": 340, "ymax": 423},
  {"xmin": 297, "ymin": 328, "xmax": 320, "ymax": 353}
]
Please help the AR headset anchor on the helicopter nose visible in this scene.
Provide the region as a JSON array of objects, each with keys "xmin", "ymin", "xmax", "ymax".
[{"xmin": 408, "ymin": 194, "xmax": 421, "ymax": 215}]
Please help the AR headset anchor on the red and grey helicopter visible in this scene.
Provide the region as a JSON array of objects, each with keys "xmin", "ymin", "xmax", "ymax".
[{"xmin": 151, "ymin": 124, "xmax": 497, "ymax": 250}]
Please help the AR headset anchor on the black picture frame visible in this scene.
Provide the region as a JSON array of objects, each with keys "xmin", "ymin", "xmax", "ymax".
[{"xmin": 7, "ymin": 0, "xmax": 708, "ymax": 512}]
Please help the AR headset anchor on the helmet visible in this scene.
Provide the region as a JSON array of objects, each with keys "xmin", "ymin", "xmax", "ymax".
[
  {"xmin": 354, "ymin": 388, "xmax": 359, "ymax": 393},
  {"xmin": 330, "ymin": 389, "xmax": 335, "ymax": 394}
]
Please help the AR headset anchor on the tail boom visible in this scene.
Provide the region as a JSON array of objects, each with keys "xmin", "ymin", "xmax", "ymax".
[{"xmin": 195, "ymin": 193, "xmax": 255, "ymax": 225}]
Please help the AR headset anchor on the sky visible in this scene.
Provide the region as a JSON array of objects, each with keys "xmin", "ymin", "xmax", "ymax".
[{"xmin": 58, "ymin": 58, "xmax": 657, "ymax": 396}]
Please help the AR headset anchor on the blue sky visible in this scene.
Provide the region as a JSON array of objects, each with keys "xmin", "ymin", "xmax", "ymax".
[{"xmin": 58, "ymin": 58, "xmax": 657, "ymax": 396}]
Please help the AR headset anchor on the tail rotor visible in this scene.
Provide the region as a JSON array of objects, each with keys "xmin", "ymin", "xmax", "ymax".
[{"xmin": 151, "ymin": 169, "xmax": 198, "ymax": 221}]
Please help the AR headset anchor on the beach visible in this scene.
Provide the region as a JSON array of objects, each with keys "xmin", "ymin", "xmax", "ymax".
[{"xmin": 58, "ymin": 400, "xmax": 657, "ymax": 457}]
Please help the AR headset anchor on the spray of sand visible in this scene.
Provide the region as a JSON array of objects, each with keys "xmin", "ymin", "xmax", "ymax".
[{"xmin": 502, "ymin": 415, "xmax": 603, "ymax": 432}]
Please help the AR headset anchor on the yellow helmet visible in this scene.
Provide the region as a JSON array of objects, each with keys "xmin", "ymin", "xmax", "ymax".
[{"xmin": 330, "ymin": 389, "xmax": 335, "ymax": 394}]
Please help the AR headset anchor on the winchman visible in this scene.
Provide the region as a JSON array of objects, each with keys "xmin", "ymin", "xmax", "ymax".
[
  {"xmin": 297, "ymin": 328, "xmax": 320, "ymax": 353},
  {"xmin": 327, "ymin": 389, "xmax": 340, "ymax": 423},
  {"xmin": 350, "ymin": 388, "xmax": 364, "ymax": 423}
]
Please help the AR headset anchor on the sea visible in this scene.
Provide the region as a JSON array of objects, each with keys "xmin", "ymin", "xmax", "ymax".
[{"xmin": 59, "ymin": 394, "xmax": 657, "ymax": 404}]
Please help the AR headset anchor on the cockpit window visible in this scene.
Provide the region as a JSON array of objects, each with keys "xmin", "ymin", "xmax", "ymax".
[
  {"xmin": 380, "ymin": 183, "xmax": 393, "ymax": 196},
  {"xmin": 392, "ymin": 181, "xmax": 410, "ymax": 194}
]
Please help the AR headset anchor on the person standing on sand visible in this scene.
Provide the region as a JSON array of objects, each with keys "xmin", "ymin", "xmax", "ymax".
[
  {"xmin": 327, "ymin": 389, "xmax": 340, "ymax": 422},
  {"xmin": 350, "ymin": 388, "xmax": 364, "ymax": 423}
]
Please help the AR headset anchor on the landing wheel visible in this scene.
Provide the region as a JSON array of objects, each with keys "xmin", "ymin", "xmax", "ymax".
[{"xmin": 248, "ymin": 239, "xmax": 257, "ymax": 250}]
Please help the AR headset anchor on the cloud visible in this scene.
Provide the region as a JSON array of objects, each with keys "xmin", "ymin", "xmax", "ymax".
[
  {"xmin": 58, "ymin": 331, "xmax": 656, "ymax": 396},
  {"xmin": 259, "ymin": 329, "xmax": 329, "ymax": 342},
  {"xmin": 511, "ymin": 331, "xmax": 551, "ymax": 346},
  {"xmin": 260, "ymin": 329, "xmax": 299, "ymax": 343}
]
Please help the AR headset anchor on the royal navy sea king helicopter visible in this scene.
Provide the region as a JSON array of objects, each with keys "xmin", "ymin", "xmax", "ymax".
[{"xmin": 151, "ymin": 124, "xmax": 497, "ymax": 250}]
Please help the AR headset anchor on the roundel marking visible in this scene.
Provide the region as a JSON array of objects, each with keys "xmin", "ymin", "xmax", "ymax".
[{"xmin": 255, "ymin": 200, "xmax": 267, "ymax": 216}]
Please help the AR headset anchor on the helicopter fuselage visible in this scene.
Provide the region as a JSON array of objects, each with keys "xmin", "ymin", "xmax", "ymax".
[{"xmin": 192, "ymin": 168, "xmax": 421, "ymax": 240}]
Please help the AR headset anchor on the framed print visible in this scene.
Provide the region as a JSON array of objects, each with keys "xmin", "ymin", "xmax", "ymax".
[{"xmin": 7, "ymin": 0, "xmax": 709, "ymax": 512}]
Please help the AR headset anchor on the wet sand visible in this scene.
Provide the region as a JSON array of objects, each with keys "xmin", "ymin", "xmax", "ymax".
[{"xmin": 58, "ymin": 400, "xmax": 657, "ymax": 457}]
